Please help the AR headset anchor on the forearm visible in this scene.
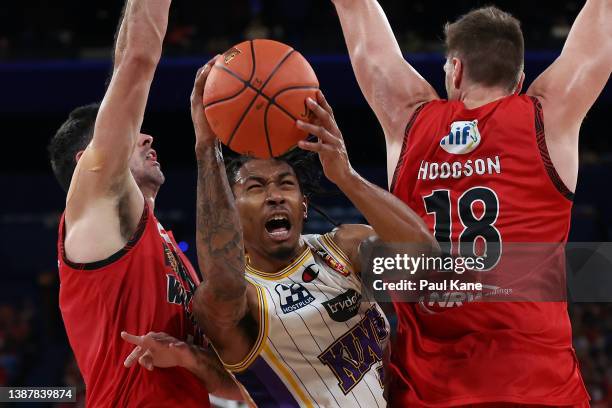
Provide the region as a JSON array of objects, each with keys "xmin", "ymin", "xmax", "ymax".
[
  {"xmin": 114, "ymin": 0, "xmax": 170, "ymax": 69},
  {"xmin": 331, "ymin": 0, "xmax": 435, "ymax": 132},
  {"xmin": 88, "ymin": 0, "xmax": 170, "ymax": 176},
  {"xmin": 183, "ymin": 345, "xmax": 243, "ymax": 400},
  {"xmin": 332, "ymin": 0, "xmax": 403, "ymax": 62},
  {"xmin": 195, "ymin": 141, "xmax": 247, "ymax": 308},
  {"xmin": 336, "ymin": 170, "xmax": 432, "ymax": 244}
]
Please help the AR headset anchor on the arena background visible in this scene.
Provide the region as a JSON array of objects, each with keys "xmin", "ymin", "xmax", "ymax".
[{"xmin": 0, "ymin": 1, "xmax": 610, "ymax": 406}]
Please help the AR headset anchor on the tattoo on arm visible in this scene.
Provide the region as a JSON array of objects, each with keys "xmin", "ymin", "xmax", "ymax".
[{"xmin": 196, "ymin": 141, "xmax": 246, "ymax": 302}]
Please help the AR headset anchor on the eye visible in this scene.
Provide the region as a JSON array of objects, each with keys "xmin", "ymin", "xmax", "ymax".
[
  {"xmin": 281, "ymin": 179, "xmax": 296, "ymax": 186},
  {"xmin": 247, "ymin": 183, "xmax": 263, "ymax": 191}
]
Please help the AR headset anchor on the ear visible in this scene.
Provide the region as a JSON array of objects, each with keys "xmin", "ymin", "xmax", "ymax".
[
  {"xmin": 514, "ymin": 72, "xmax": 525, "ymax": 95},
  {"xmin": 452, "ymin": 57, "xmax": 463, "ymax": 90},
  {"xmin": 75, "ymin": 150, "xmax": 85, "ymax": 163}
]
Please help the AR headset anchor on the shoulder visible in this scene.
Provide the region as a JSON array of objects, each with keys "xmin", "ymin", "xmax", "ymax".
[
  {"xmin": 328, "ymin": 224, "xmax": 375, "ymax": 273},
  {"xmin": 331, "ymin": 224, "xmax": 375, "ymax": 247}
]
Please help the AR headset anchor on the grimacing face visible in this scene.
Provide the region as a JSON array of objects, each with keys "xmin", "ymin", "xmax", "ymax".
[
  {"xmin": 128, "ymin": 133, "xmax": 165, "ymax": 188},
  {"xmin": 232, "ymin": 159, "xmax": 306, "ymax": 263}
]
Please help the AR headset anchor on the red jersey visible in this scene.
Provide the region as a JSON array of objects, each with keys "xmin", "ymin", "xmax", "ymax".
[
  {"xmin": 58, "ymin": 202, "xmax": 210, "ymax": 407},
  {"xmin": 389, "ymin": 95, "xmax": 588, "ymax": 406}
]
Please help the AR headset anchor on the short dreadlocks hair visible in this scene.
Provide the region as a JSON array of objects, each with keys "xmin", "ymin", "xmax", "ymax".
[{"xmin": 224, "ymin": 147, "xmax": 323, "ymax": 199}]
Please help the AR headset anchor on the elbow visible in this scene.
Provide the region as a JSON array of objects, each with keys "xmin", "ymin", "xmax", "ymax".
[
  {"xmin": 117, "ymin": 48, "xmax": 161, "ymax": 74},
  {"xmin": 121, "ymin": 49, "xmax": 161, "ymax": 71},
  {"xmin": 192, "ymin": 278, "xmax": 248, "ymax": 327}
]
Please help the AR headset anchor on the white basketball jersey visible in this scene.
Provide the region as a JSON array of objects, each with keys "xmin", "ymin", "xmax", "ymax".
[{"xmin": 227, "ymin": 233, "xmax": 389, "ymax": 408}]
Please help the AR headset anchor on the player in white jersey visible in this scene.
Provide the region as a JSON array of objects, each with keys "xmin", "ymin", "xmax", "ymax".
[{"xmin": 121, "ymin": 62, "xmax": 435, "ymax": 407}]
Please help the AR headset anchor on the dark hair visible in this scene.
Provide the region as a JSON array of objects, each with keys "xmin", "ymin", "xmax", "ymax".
[
  {"xmin": 444, "ymin": 6, "xmax": 524, "ymax": 91},
  {"xmin": 48, "ymin": 103, "xmax": 100, "ymax": 192},
  {"xmin": 224, "ymin": 147, "xmax": 322, "ymax": 199}
]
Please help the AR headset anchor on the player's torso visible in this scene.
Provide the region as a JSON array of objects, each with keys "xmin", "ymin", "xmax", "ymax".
[
  {"xmin": 393, "ymin": 95, "xmax": 573, "ymax": 251},
  {"xmin": 58, "ymin": 204, "xmax": 209, "ymax": 407},
  {"xmin": 387, "ymin": 95, "xmax": 587, "ymax": 406},
  {"xmin": 231, "ymin": 233, "xmax": 389, "ymax": 408}
]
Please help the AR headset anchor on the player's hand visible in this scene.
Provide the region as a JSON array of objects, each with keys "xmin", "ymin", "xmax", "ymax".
[
  {"xmin": 191, "ymin": 56, "xmax": 219, "ymax": 149},
  {"xmin": 296, "ymin": 91, "xmax": 355, "ymax": 186},
  {"xmin": 121, "ymin": 331, "xmax": 194, "ymax": 371}
]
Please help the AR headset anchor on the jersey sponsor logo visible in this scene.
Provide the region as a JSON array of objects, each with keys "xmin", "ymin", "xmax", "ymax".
[
  {"xmin": 318, "ymin": 307, "xmax": 389, "ymax": 394},
  {"xmin": 440, "ymin": 120, "xmax": 481, "ymax": 154},
  {"xmin": 418, "ymin": 284, "xmax": 502, "ymax": 312},
  {"xmin": 315, "ymin": 248, "xmax": 350, "ymax": 276},
  {"xmin": 275, "ymin": 283, "xmax": 315, "ymax": 313},
  {"xmin": 323, "ymin": 289, "xmax": 362, "ymax": 322},
  {"xmin": 167, "ymin": 274, "xmax": 186, "ymax": 305},
  {"xmin": 417, "ymin": 156, "xmax": 501, "ymax": 181},
  {"xmin": 302, "ymin": 264, "xmax": 320, "ymax": 283}
]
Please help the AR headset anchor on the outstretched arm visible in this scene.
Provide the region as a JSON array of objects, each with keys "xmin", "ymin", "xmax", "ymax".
[
  {"xmin": 64, "ymin": 0, "xmax": 171, "ymax": 262},
  {"xmin": 190, "ymin": 62, "xmax": 259, "ymax": 363},
  {"xmin": 527, "ymin": 0, "xmax": 611, "ymax": 190},
  {"xmin": 297, "ymin": 92, "xmax": 436, "ymax": 272},
  {"xmin": 528, "ymin": 0, "xmax": 611, "ymax": 129},
  {"xmin": 331, "ymin": 0, "xmax": 438, "ymax": 175},
  {"xmin": 121, "ymin": 331, "xmax": 245, "ymax": 401},
  {"xmin": 68, "ymin": 0, "xmax": 170, "ymax": 208}
]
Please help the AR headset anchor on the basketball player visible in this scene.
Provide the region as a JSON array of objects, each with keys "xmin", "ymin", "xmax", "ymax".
[
  {"xmin": 331, "ymin": 0, "xmax": 611, "ymax": 406},
  {"xmin": 48, "ymin": 0, "xmax": 239, "ymax": 406},
  {"xmin": 121, "ymin": 61, "xmax": 435, "ymax": 407}
]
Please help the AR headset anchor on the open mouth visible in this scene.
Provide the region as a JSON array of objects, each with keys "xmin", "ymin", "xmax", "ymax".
[
  {"xmin": 264, "ymin": 215, "xmax": 292, "ymax": 242},
  {"xmin": 146, "ymin": 150, "xmax": 159, "ymax": 166}
]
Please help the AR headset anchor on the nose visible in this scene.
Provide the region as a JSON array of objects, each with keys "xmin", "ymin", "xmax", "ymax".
[
  {"xmin": 139, "ymin": 133, "xmax": 154, "ymax": 147},
  {"xmin": 264, "ymin": 184, "xmax": 285, "ymax": 206}
]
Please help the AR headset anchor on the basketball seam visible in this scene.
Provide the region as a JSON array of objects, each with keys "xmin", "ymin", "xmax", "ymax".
[
  {"xmin": 227, "ymin": 46, "xmax": 297, "ymax": 150},
  {"xmin": 203, "ymin": 73, "xmax": 249, "ymax": 108},
  {"xmin": 269, "ymin": 86, "xmax": 320, "ymax": 121},
  {"xmin": 264, "ymin": 86, "xmax": 319, "ymax": 157},
  {"xmin": 204, "ymin": 42, "xmax": 256, "ymax": 108},
  {"xmin": 225, "ymin": 41, "xmax": 259, "ymax": 148}
]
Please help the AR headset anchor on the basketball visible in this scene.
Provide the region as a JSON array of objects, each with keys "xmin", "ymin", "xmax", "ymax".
[{"xmin": 203, "ymin": 39, "xmax": 319, "ymax": 158}]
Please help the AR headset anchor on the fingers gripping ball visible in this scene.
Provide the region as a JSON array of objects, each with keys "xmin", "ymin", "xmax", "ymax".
[{"xmin": 203, "ymin": 39, "xmax": 319, "ymax": 158}]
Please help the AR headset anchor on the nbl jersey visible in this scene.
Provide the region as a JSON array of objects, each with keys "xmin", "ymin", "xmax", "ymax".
[
  {"xmin": 389, "ymin": 95, "xmax": 588, "ymax": 406},
  {"xmin": 57, "ymin": 202, "xmax": 210, "ymax": 407},
  {"xmin": 228, "ymin": 233, "xmax": 389, "ymax": 408}
]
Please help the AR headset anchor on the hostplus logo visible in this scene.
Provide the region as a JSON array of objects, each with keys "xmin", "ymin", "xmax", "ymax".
[{"xmin": 275, "ymin": 283, "xmax": 315, "ymax": 313}]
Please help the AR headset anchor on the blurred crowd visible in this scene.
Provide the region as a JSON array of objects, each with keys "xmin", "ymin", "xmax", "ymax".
[{"xmin": 1, "ymin": 0, "xmax": 581, "ymax": 60}]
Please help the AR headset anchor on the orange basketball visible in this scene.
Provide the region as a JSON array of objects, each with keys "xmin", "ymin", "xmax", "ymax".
[{"xmin": 203, "ymin": 39, "xmax": 319, "ymax": 158}]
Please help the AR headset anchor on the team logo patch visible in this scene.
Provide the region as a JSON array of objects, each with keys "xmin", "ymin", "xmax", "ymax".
[
  {"xmin": 302, "ymin": 264, "xmax": 320, "ymax": 283},
  {"xmin": 275, "ymin": 283, "xmax": 315, "ymax": 314},
  {"xmin": 323, "ymin": 289, "xmax": 362, "ymax": 322},
  {"xmin": 440, "ymin": 120, "xmax": 481, "ymax": 154}
]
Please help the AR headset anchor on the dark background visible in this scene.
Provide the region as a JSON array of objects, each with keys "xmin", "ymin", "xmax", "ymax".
[{"xmin": 0, "ymin": 1, "xmax": 611, "ymax": 406}]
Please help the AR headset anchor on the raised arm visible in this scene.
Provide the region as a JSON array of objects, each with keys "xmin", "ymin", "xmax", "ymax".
[
  {"xmin": 190, "ymin": 63, "xmax": 259, "ymax": 364},
  {"xmin": 331, "ymin": 0, "xmax": 438, "ymax": 146},
  {"xmin": 527, "ymin": 0, "xmax": 611, "ymax": 189},
  {"xmin": 64, "ymin": 0, "xmax": 171, "ymax": 260},
  {"xmin": 297, "ymin": 92, "xmax": 437, "ymax": 272}
]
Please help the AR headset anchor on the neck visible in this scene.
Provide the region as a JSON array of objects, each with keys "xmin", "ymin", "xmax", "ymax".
[
  {"xmin": 246, "ymin": 239, "xmax": 306, "ymax": 273},
  {"xmin": 139, "ymin": 183, "xmax": 159, "ymax": 210},
  {"xmin": 458, "ymin": 84, "xmax": 512, "ymax": 109}
]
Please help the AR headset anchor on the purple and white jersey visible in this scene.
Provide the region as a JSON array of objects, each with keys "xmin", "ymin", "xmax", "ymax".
[{"xmin": 227, "ymin": 233, "xmax": 389, "ymax": 408}]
